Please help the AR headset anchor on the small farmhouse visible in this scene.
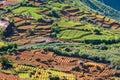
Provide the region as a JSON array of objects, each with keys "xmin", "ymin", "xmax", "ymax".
[{"xmin": 0, "ymin": 18, "xmax": 14, "ymax": 37}]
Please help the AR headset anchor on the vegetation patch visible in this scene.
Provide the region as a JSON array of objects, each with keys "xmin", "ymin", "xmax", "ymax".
[
  {"xmin": 58, "ymin": 30, "xmax": 90, "ymax": 39},
  {"xmin": 0, "ymin": 41, "xmax": 17, "ymax": 52},
  {"xmin": 58, "ymin": 19, "xmax": 81, "ymax": 27},
  {"xmin": 12, "ymin": 7, "xmax": 43, "ymax": 20},
  {"xmin": 15, "ymin": 65, "xmax": 75, "ymax": 80}
]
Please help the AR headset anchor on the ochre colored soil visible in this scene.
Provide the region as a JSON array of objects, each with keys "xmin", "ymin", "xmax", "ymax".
[{"xmin": 7, "ymin": 50, "xmax": 120, "ymax": 80}]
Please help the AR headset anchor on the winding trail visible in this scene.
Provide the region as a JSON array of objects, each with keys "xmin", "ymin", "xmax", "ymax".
[{"xmin": 18, "ymin": 42, "xmax": 83, "ymax": 49}]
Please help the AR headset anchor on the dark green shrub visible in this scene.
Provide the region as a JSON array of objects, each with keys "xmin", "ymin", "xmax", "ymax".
[
  {"xmin": 49, "ymin": 75, "xmax": 60, "ymax": 80},
  {"xmin": 0, "ymin": 57, "xmax": 13, "ymax": 69},
  {"xmin": 50, "ymin": 32, "xmax": 57, "ymax": 38},
  {"xmin": 0, "ymin": 42, "xmax": 17, "ymax": 52},
  {"xmin": 111, "ymin": 58, "xmax": 120, "ymax": 69},
  {"xmin": 93, "ymin": 44, "xmax": 108, "ymax": 50},
  {"xmin": 52, "ymin": 9, "xmax": 60, "ymax": 18},
  {"xmin": 51, "ymin": 24, "xmax": 61, "ymax": 34}
]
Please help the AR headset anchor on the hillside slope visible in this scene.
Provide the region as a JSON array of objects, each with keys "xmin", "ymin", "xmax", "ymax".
[
  {"xmin": 64, "ymin": 0, "xmax": 120, "ymax": 21},
  {"xmin": 64, "ymin": 0, "xmax": 93, "ymax": 12},
  {"xmin": 80, "ymin": 0, "xmax": 120, "ymax": 21}
]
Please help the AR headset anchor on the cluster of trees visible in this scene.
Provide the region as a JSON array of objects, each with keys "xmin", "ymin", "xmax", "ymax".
[
  {"xmin": 0, "ymin": 42, "xmax": 17, "ymax": 52},
  {"xmin": 49, "ymin": 75, "xmax": 60, "ymax": 80},
  {"xmin": 83, "ymin": 39, "xmax": 120, "ymax": 45},
  {"xmin": 0, "ymin": 57, "xmax": 13, "ymax": 69},
  {"xmin": 49, "ymin": 75, "xmax": 67, "ymax": 80},
  {"xmin": 51, "ymin": 9, "xmax": 60, "ymax": 18},
  {"xmin": 51, "ymin": 23, "xmax": 61, "ymax": 38},
  {"xmin": 20, "ymin": 0, "xmax": 35, "ymax": 7}
]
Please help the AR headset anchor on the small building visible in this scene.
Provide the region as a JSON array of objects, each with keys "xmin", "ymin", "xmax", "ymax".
[
  {"xmin": 0, "ymin": 18, "xmax": 14, "ymax": 37},
  {"xmin": 0, "ymin": 0, "xmax": 19, "ymax": 9}
]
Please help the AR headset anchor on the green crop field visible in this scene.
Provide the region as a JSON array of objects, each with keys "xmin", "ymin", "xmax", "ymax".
[
  {"xmin": 0, "ymin": 42, "xmax": 4, "ymax": 48},
  {"xmin": 48, "ymin": 2, "xmax": 68, "ymax": 10},
  {"xmin": 55, "ymin": 17, "xmax": 120, "ymax": 44},
  {"xmin": 57, "ymin": 28, "xmax": 120, "ymax": 44},
  {"xmin": 58, "ymin": 19, "xmax": 82, "ymax": 28},
  {"xmin": 58, "ymin": 30, "xmax": 90, "ymax": 39},
  {"xmin": 74, "ymin": 34, "xmax": 116, "ymax": 41},
  {"xmin": 12, "ymin": 7, "xmax": 43, "ymax": 19}
]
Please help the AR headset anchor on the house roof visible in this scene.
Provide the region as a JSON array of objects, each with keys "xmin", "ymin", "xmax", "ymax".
[
  {"xmin": 0, "ymin": 0, "xmax": 19, "ymax": 8},
  {"xmin": 0, "ymin": 19, "xmax": 10, "ymax": 30}
]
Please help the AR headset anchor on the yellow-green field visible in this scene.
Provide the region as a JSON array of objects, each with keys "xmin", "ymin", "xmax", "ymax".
[{"xmin": 15, "ymin": 65, "xmax": 75, "ymax": 80}]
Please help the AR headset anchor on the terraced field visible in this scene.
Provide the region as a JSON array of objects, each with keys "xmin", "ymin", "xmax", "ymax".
[
  {"xmin": 4, "ymin": 5, "xmax": 55, "ymax": 45},
  {"xmin": 15, "ymin": 65, "xmax": 75, "ymax": 80},
  {"xmin": 6, "ymin": 49, "xmax": 120, "ymax": 80},
  {"xmin": 52, "ymin": 6, "xmax": 120, "ymax": 44},
  {"xmin": 58, "ymin": 19, "xmax": 82, "ymax": 27},
  {"xmin": 58, "ymin": 30, "xmax": 90, "ymax": 39},
  {"xmin": 12, "ymin": 7, "xmax": 43, "ymax": 20},
  {"xmin": 1, "ymin": 0, "xmax": 120, "ymax": 45}
]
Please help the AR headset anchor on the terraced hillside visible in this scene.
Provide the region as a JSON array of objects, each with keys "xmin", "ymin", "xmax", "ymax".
[
  {"xmin": 54, "ymin": 6, "xmax": 120, "ymax": 44},
  {"xmin": 0, "ymin": 0, "xmax": 119, "ymax": 45},
  {"xmin": 0, "ymin": 0, "xmax": 120, "ymax": 80},
  {"xmin": 64, "ymin": 0, "xmax": 120, "ymax": 21}
]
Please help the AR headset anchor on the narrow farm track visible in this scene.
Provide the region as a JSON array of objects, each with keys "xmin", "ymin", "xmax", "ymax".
[{"xmin": 18, "ymin": 43, "xmax": 83, "ymax": 50}]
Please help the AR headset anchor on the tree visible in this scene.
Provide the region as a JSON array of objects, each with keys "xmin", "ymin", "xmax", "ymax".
[
  {"xmin": 36, "ymin": 58, "xmax": 41, "ymax": 62},
  {"xmin": 20, "ymin": 0, "xmax": 27, "ymax": 6},
  {"xmin": 50, "ymin": 32, "xmax": 57, "ymax": 38},
  {"xmin": 51, "ymin": 23, "xmax": 60, "ymax": 34},
  {"xmin": 111, "ymin": 58, "xmax": 120, "ymax": 69},
  {"xmin": 0, "ymin": 57, "xmax": 13, "ymax": 69},
  {"xmin": 52, "ymin": 9, "xmax": 60, "ymax": 18},
  {"xmin": 93, "ymin": 29, "xmax": 101, "ymax": 35},
  {"xmin": 61, "ymin": 77, "xmax": 67, "ymax": 80},
  {"xmin": 49, "ymin": 75, "xmax": 60, "ymax": 80}
]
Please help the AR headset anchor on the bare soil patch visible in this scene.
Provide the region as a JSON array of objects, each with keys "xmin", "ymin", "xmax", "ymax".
[{"xmin": 7, "ymin": 50, "xmax": 119, "ymax": 80}]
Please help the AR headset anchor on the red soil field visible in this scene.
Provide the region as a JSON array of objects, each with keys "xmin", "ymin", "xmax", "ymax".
[
  {"xmin": 0, "ymin": 74, "xmax": 19, "ymax": 80},
  {"xmin": 7, "ymin": 50, "xmax": 119, "ymax": 80}
]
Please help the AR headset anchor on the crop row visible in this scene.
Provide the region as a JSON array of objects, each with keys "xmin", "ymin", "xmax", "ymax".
[{"xmin": 15, "ymin": 65, "xmax": 75, "ymax": 80}]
